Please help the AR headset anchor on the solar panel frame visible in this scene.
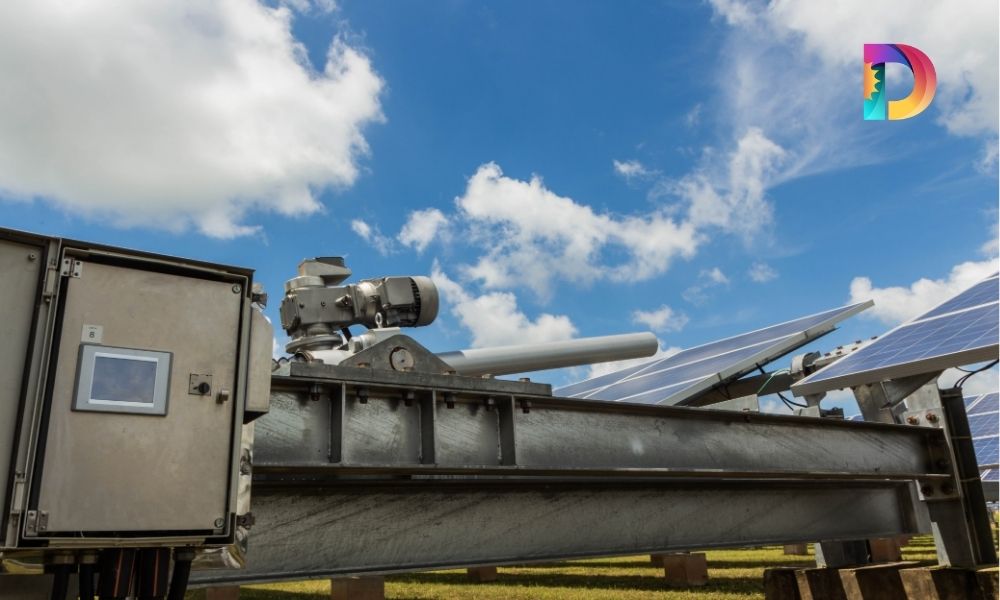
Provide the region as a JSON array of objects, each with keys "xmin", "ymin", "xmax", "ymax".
[
  {"xmin": 557, "ymin": 301, "xmax": 872, "ymax": 406},
  {"xmin": 794, "ymin": 273, "xmax": 999, "ymax": 395}
]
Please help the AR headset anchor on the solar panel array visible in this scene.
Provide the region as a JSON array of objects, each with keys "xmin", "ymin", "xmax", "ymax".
[
  {"xmin": 794, "ymin": 273, "xmax": 1000, "ymax": 395},
  {"xmin": 555, "ymin": 302, "xmax": 870, "ymax": 406},
  {"xmin": 967, "ymin": 392, "xmax": 999, "ymax": 482}
]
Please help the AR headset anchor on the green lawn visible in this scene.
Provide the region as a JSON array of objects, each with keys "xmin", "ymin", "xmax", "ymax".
[{"xmin": 193, "ymin": 537, "xmax": 939, "ymax": 600}]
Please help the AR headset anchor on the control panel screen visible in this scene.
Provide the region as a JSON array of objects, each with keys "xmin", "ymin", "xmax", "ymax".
[{"xmin": 74, "ymin": 345, "xmax": 171, "ymax": 415}]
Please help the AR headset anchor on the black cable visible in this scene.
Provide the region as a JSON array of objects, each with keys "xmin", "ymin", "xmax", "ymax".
[
  {"xmin": 49, "ymin": 565, "xmax": 71, "ymax": 600},
  {"xmin": 78, "ymin": 562, "xmax": 96, "ymax": 600},
  {"xmin": 167, "ymin": 551, "xmax": 194, "ymax": 600},
  {"xmin": 955, "ymin": 360, "xmax": 998, "ymax": 389}
]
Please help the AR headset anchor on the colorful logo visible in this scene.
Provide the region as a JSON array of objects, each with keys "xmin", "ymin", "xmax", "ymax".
[{"xmin": 864, "ymin": 44, "xmax": 936, "ymax": 120}]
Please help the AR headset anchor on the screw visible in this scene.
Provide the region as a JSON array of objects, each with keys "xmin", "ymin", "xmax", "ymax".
[
  {"xmin": 214, "ymin": 518, "xmax": 225, "ymax": 528},
  {"xmin": 906, "ymin": 416, "xmax": 919, "ymax": 425},
  {"xmin": 27, "ymin": 253, "xmax": 37, "ymax": 261},
  {"xmin": 232, "ymin": 284, "xmax": 242, "ymax": 293},
  {"xmin": 920, "ymin": 484, "xmax": 934, "ymax": 496},
  {"xmin": 925, "ymin": 412, "xmax": 939, "ymax": 423}
]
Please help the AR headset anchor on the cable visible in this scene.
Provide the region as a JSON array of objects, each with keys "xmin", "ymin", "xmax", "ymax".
[
  {"xmin": 754, "ymin": 366, "xmax": 808, "ymax": 409},
  {"xmin": 955, "ymin": 360, "xmax": 998, "ymax": 389}
]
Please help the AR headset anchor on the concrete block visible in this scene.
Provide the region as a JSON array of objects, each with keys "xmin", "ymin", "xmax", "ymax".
[
  {"xmin": 838, "ymin": 562, "xmax": 916, "ymax": 600},
  {"xmin": 466, "ymin": 566, "xmax": 498, "ymax": 582},
  {"xmin": 899, "ymin": 567, "xmax": 981, "ymax": 600},
  {"xmin": 661, "ymin": 552, "xmax": 708, "ymax": 587},
  {"xmin": 330, "ymin": 576, "xmax": 385, "ymax": 600},
  {"xmin": 764, "ymin": 567, "xmax": 802, "ymax": 600},
  {"xmin": 796, "ymin": 567, "xmax": 847, "ymax": 600},
  {"xmin": 867, "ymin": 538, "xmax": 901, "ymax": 563},
  {"xmin": 205, "ymin": 586, "xmax": 241, "ymax": 600},
  {"xmin": 976, "ymin": 566, "xmax": 998, "ymax": 600}
]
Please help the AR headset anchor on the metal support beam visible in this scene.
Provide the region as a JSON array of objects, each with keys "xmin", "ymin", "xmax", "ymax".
[{"xmin": 190, "ymin": 480, "xmax": 920, "ymax": 585}]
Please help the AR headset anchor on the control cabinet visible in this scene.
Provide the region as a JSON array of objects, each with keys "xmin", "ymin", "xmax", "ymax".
[{"xmin": 0, "ymin": 228, "xmax": 271, "ymax": 550}]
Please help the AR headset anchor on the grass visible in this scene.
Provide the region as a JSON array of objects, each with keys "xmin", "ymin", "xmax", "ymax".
[{"xmin": 190, "ymin": 536, "xmax": 941, "ymax": 599}]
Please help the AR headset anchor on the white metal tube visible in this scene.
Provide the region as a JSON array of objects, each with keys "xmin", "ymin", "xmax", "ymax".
[{"xmin": 436, "ymin": 332, "xmax": 659, "ymax": 376}]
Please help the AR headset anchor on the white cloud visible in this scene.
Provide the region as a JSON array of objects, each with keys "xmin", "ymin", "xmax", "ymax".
[
  {"xmin": 632, "ymin": 305, "xmax": 689, "ymax": 333},
  {"xmin": 685, "ymin": 103, "xmax": 703, "ymax": 127},
  {"xmin": 398, "ymin": 208, "xmax": 449, "ymax": 253},
  {"xmin": 351, "ymin": 219, "xmax": 393, "ymax": 255},
  {"xmin": 0, "ymin": 0, "xmax": 383, "ymax": 238},
  {"xmin": 585, "ymin": 345, "xmax": 683, "ymax": 380},
  {"xmin": 710, "ymin": 0, "xmax": 998, "ymax": 147},
  {"xmin": 613, "ymin": 159, "xmax": 654, "ymax": 181},
  {"xmin": 683, "ymin": 267, "xmax": 731, "ymax": 304},
  {"xmin": 664, "ymin": 128, "xmax": 785, "ymax": 242},
  {"xmin": 431, "ymin": 262, "xmax": 577, "ymax": 348},
  {"xmin": 848, "ymin": 258, "xmax": 999, "ymax": 325},
  {"xmin": 456, "ymin": 162, "xmax": 699, "ymax": 299},
  {"xmin": 748, "ymin": 261, "xmax": 778, "ymax": 282}
]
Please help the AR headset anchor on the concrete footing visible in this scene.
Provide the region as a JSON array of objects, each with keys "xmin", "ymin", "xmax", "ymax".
[
  {"xmin": 330, "ymin": 576, "xmax": 385, "ymax": 600},
  {"xmin": 466, "ymin": 566, "xmax": 499, "ymax": 582},
  {"xmin": 867, "ymin": 538, "xmax": 902, "ymax": 562},
  {"xmin": 765, "ymin": 564, "xmax": 997, "ymax": 599},
  {"xmin": 653, "ymin": 552, "xmax": 708, "ymax": 587},
  {"xmin": 205, "ymin": 585, "xmax": 241, "ymax": 600}
]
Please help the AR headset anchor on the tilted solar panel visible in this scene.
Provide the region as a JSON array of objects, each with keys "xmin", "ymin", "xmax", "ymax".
[
  {"xmin": 794, "ymin": 273, "xmax": 999, "ymax": 395},
  {"xmin": 968, "ymin": 392, "xmax": 999, "ymax": 415},
  {"xmin": 556, "ymin": 302, "xmax": 871, "ymax": 406}
]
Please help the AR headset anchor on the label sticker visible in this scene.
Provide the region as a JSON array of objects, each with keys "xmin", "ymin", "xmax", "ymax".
[{"xmin": 82, "ymin": 324, "xmax": 103, "ymax": 344}]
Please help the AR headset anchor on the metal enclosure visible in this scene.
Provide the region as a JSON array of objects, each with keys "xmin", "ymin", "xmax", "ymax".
[
  {"xmin": 0, "ymin": 228, "xmax": 270, "ymax": 549},
  {"xmin": 0, "ymin": 236, "xmax": 47, "ymax": 536}
]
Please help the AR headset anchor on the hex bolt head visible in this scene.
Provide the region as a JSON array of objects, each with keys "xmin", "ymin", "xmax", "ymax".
[
  {"xmin": 925, "ymin": 412, "xmax": 939, "ymax": 423},
  {"xmin": 920, "ymin": 484, "xmax": 934, "ymax": 496},
  {"xmin": 232, "ymin": 284, "xmax": 242, "ymax": 294},
  {"xmin": 906, "ymin": 416, "xmax": 919, "ymax": 425},
  {"xmin": 214, "ymin": 518, "xmax": 226, "ymax": 528}
]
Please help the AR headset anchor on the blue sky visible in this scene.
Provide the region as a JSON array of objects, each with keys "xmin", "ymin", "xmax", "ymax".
[{"xmin": 1, "ymin": 0, "xmax": 997, "ymax": 412}]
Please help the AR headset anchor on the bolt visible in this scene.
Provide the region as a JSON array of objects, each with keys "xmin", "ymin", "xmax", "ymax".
[
  {"xmin": 920, "ymin": 484, "xmax": 934, "ymax": 496},
  {"xmin": 214, "ymin": 518, "xmax": 226, "ymax": 528},
  {"xmin": 925, "ymin": 412, "xmax": 939, "ymax": 423},
  {"xmin": 232, "ymin": 284, "xmax": 242, "ymax": 293},
  {"xmin": 27, "ymin": 253, "xmax": 37, "ymax": 261},
  {"xmin": 906, "ymin": 416, "xmax": 919, "ymax": 425}
]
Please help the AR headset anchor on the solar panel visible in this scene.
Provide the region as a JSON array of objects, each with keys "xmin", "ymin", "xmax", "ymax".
[
  {"xmin": 794, "ymin": 273, "xmax": 1000, "ymax": 395},
  {"xmin": 968, "ymin": 392, "xmax": 999, "ymax": 415},
  {"xmin": 556, "ymin": 302, "xmax": 871, "ymax": 406},
  {"xmin": 983, "ymin": 469, "xmax": 998, "ymax": 483}
]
